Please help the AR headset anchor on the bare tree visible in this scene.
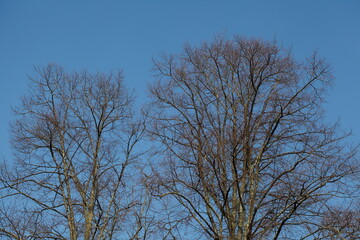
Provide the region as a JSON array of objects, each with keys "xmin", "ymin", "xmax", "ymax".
[
  {"xmin": 0, "ymin": 64, "xmax": 145, "ymax": 239},
  {"xmin": 145, "ymin": 36, "xmax": 359, "ymax": 240}
]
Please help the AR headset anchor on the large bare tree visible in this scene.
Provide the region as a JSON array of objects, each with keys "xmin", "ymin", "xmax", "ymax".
[
  {"xmin": 145, "ymin": 36, "xmax": 359, "ymax": 240},
  {"xmin": 0, "ymin": 64, "xmax": 145, "ymax": 239}
]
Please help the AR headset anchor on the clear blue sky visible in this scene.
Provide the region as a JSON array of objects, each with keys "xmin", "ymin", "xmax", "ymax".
[{"xmin": 1, "ymin": 1, "xmax": 360, "ymax": 160}]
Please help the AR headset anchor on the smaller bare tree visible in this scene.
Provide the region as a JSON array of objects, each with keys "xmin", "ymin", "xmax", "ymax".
[{"xmin": 0, "ymin": 64, "xmax": 145, "ymax": 239}]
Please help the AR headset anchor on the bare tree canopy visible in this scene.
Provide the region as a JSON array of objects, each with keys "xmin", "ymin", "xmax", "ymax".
[
  {"xmin": 0, "ymin": 36, "xmax": 359, "ymax": 240},
  {"xmin": 146, "ymin": 36, "xmax": 359, "ymax": 240},
  {"xmin": 0, "ymin": 64, "xmax": 145, "ymax": 239}
]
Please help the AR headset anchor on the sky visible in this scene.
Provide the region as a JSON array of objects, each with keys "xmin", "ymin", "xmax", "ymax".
[{"xmin": 1, "ymin": 0, "xmax": 360, "ymax": 160}]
